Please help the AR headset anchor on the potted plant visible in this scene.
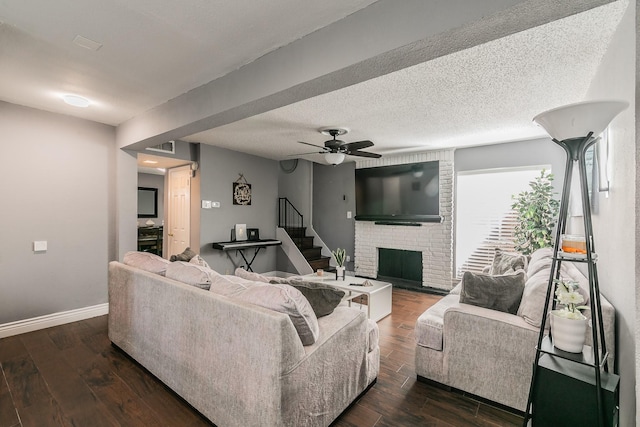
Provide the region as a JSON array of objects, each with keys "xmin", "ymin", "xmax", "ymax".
[
  {"xmin": 332, "ymin": 248, "xmax": 346, "ymax": 280},
  {"xmin": 550, "ymin": 279, "xmax": 589, "ymax": 353},
  {"xmin": 511, "ymin": 169, "xmax": 560, "ymax": 255}
]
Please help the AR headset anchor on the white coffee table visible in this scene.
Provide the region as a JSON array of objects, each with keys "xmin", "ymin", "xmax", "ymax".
[{"xmin": 301, "ymin": 274, "xmax": 392, "ymax": 322}]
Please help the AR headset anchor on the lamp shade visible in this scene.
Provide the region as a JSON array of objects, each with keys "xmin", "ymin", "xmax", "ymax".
[
  {"xmin": 324, "ymin": 152, "xmax": 345, "ymax": 165},
  {"xmin": 533, "ymin": 100, "xmax": 628, "ymax": 141}
]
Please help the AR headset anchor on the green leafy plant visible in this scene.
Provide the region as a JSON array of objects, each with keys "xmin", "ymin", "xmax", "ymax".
[
  {"xmin": 554, "ymin": 279, "xmax": 589, "ymax": 320},
  {"xmin": 511, "ymin": 170, "xmax": 560, "ymax": 255},
  {"xmin": 332, "ymin": 248, "xmax": 346, "ymax": 267}
]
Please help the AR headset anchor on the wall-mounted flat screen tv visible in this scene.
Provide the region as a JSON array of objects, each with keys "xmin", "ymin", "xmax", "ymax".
[{"xmin": 355, "ymin": 161, "xmax": 440, "ymax": 222}]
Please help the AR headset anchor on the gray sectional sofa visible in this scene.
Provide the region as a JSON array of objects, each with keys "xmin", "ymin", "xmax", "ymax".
[
  {"xmin": 414, "ymin": 248, "xmax": 615, "ymax": 411},
  {"xmin": 108, "ymin": 259, "xmax": 379, "ymax": 427}
]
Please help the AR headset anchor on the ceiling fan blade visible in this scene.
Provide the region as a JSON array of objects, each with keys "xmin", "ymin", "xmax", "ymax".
[
  {"xmin": 344, "ymin": 140, "xmax": 374, "ymax": 151},
  {"xmin": 297, "ymin": 140, "xmax": 328, "ymax": 151},
  {"xmin": 348, "ymin": 150, "xmax": 381, "ymax": 159},
  {"xmin": 288, "ymin": 151, "xmax": 323, "ymax": 157}
]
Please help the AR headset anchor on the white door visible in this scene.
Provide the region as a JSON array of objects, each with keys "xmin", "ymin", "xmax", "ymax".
[{"xmin": 167, "ymin": 165, "xmax": 191, "ymax": 257}]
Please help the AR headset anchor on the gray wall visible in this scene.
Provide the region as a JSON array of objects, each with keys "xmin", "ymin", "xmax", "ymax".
[
  {"xmin": 137, "ymin": 173, "xmax": 165, "ymax": 226},
  {"xmin": 312, "ymin": 162, "xmax": 356, "ymax": 270},
  {"xmin": 584, "ymin": 3, "xmax": 636, "ymax": 425},
  {"xmin": 455, "ymin": 137, "xmax": 566, "ymax": 193},
  {"xmin": 198, "ymin": 144, "xmax": 278, "ymax": 274},
  {"xmin": 276, "ymin": 160, "xmax": 313, "ymax": 273},
  {"xmin": 0, "ymin": 101, "xmax": 115, "ymax": 324}
]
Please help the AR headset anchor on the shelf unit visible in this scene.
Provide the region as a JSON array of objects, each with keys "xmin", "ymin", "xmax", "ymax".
[{"xmin": 522, "ymin": 134, "xmax": 617, "ymax": 427}]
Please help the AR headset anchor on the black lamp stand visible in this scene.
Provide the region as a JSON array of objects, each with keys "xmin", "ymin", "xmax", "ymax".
[{"xmin": 522, "ymin": 132, "xmax": 617, "ymax": 427}]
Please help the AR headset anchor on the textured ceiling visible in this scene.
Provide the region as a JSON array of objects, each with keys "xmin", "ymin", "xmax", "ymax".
[
  {"xmin": 0, "ymin": 1, "xmax": 629, "ymax": 163},
  {"xmin": 184, "ymin": 1, "xmax": 628, "ymax": 163},
  {"xmin": 0, "ymin": 0, "xmax": 377, "ymax": 125}
]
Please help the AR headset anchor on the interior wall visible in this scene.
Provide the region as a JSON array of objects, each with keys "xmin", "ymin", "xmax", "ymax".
[
  {"xmin": 277, "ymin": 159, "xmax": 313, "ymax": 273},
  {"xmin": 454, "ymin": 137, "xmax": 566, "ymax": 192},
  {"xmin": 0, "ymin": 101, "xmax": 116, "ymax": 324},
  {"xmin": 312, "ymin": 162, "xmax": 356, "ymax": 271},
  {"xmin": 584, "ymin": 2, "xmax": 636, "ymax": 425},
  {"xmin": 198, "ymin": 144, "xmax": 278, "ymax": 274},
  {"xmin": 278, "ymin": 159, "xmax": 313, "ymax": 222},
  {"xmin": 137, "ymin": 173, "xmax": 165, "ymax": 226}
]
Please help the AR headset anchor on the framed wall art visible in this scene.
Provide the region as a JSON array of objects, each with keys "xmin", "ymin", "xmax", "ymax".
[{"xmin": 233, "ymin": 174, "xmax": 252, "ymax": 205}]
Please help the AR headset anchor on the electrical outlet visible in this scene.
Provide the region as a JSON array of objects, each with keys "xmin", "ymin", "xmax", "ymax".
[
  {"xmin": 347, "ymin": 211, "xmax": 352, "ymax": 219},
  {"xmin": 33, "ymin": 241, "xmax": 47, "ymax": 252},
  {"xmin": 212, "ymin": 201, "xmax": 221, "ymax": 208},
  {"xmin": 346, "ymin": 255, "xmax": 351, "ymax": 262}
]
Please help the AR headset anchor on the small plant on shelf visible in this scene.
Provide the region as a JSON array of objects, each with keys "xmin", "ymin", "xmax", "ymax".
[
  {"xmin": 553, "ymin": 279, "xmax": 589, "ymax": 320},
  {"xmin": 332, "ymin": 248, "xmax": 346, "ymax": 267}
]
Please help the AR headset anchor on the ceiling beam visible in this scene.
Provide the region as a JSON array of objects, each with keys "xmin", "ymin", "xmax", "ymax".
[{"xmin": 116, "ymin": 0, "xmax": 615, "ymax": 151}]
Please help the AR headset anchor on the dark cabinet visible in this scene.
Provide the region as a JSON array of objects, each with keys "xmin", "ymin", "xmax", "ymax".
[{"xmin": 138, "ymin": 226, "xmax": 163, "ymax": 256}]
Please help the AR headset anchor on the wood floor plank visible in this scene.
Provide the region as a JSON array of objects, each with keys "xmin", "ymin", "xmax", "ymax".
[
  {"xmin": 2, "ymin": 355, "xmax": 52, "ymax": 410},
  {"xmin": 331, "ymin": 402, "xmax": 381, "ymax": 427},
  {"xmin": 18, "ymin": 396, "xmax": 73, "ymax": 427},
  {"xmin": 0, "ymin": 368, "xmax": 20, "ymax": 427},
  {"xmin": 0, "ymin": 337, "xmax": 29, "ymax": 363},
  {"xmin": 142, "ymin": 387, "xmax": 213, "ymax": 426}
]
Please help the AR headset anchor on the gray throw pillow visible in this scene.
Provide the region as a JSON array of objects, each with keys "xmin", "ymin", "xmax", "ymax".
[
  {"xmin": 460, "ymin": 270, "xmax": 526, "ymax": 315},
  {"xmin": 488, "ymin": 248, "xmax": 527, "ymax": 275},
  {"xmin": 284, "ymin": 280, "xmax": 346, "ymax": 317},
  {"xmin": 170, "ymin": 247, "xmax": 197, "ymax": 262}
]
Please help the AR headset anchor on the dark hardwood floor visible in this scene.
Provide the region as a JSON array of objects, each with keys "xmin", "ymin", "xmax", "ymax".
[{"xmin": 0, "ymin": 289, "xmax": 523, "ymax": 427}]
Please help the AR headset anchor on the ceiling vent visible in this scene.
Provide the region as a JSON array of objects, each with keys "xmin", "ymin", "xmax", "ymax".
[{"xmin": 145, "ymin": 141, "xmax": 175, "ymax": 154}]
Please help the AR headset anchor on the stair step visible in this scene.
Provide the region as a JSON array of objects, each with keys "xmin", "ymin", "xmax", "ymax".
[
  {"xmin": 308, "ymin": 256, "xmax": 330, "ymax": 271},
  {"xmin": 301, "ymin": 246, "xmax": 322, "ymax": 260},
  {"xmin": 292, "ymin": 236, "xmax": 315, "ymax": 250},
  {"xmin": 284, "ymin": 226, "xmax": 307, "ymax": 238}
]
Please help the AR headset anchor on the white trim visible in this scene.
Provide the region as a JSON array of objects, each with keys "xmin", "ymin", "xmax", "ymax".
[
  {"xmin": 0, "ymin": 303, "xmax": 109, "ymax": 339},
  {"xmin": 457, "ymin": 164, "xmax": 551, "ymax": 177}
]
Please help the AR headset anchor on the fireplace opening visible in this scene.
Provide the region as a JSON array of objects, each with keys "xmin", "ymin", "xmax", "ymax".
[{"xmin": 377, "ymin": 248, "xmax": 422, "ymax": 290}]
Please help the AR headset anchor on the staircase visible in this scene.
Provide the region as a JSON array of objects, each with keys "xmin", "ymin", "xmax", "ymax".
[
  {"xmin": 278, "ymin": 198, "xmax": 331, "ymax": 272},
  {"xmin": 284, "ymin": 226, "xmax": 331, "ymax": 271}
]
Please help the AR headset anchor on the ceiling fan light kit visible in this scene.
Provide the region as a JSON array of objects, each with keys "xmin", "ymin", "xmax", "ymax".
[
  {"xmin": 295, "ymin": 128, "xmax": 381, "ymax": 164},
  {"xmin": 325, "ymin": 152, "xmax": 346, "ymax": 165}
]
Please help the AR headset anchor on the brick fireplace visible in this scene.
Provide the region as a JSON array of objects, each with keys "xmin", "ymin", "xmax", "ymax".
[{"xmin": 354, "ymin": 150, "xmax": 454, "ymax": 292}]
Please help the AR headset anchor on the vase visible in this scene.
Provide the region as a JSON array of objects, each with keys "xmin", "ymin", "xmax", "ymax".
[
  {"xmin": 550, "ymin": 310, "xmax": 588, "ymax": 353},
  {"xmin": 336, "ymin": 266, "xmax": 345, "ymax": 281}
]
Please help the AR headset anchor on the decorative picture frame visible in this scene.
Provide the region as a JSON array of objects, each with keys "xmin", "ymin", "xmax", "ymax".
[{"xmin": 233, "ymin": 173, "xmax": 252, "ymax": 205}]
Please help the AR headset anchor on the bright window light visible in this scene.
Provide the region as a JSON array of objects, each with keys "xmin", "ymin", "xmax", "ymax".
[{"xmin": 455, "ymin": 166, "xmax": 549, "ymax": 277}]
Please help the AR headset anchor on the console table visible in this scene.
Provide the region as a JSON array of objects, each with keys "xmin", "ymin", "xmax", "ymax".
[{"xmin": 211, "ymin": 239, "xmax": 281, "ymax": 272}]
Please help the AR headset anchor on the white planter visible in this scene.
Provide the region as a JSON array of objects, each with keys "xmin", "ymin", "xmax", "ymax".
[
  {"xmin": 336, "ymin": 266, "xmax": 346, "ymax": 281},
  {"xmin": 550, "ymin": 310, "xmax": 588, "ymax": 353}
]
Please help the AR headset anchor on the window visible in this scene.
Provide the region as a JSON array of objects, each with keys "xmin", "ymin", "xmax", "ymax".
[{"xmin": 455, "ymin": 165, "xmax": 549, "ymax": 277}]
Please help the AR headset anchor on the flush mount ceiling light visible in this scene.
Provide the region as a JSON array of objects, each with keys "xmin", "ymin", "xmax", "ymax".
[
  {"xmin": 324, "ymin": 152, "xmax": 345, "ymax": 165},
  {"xmin": 62, "ymin": 94, "xmax": 91, "ymax": 108},
  {"xmin": 143, "ymin": 160, "xmax": 158, "ymax": 164}
]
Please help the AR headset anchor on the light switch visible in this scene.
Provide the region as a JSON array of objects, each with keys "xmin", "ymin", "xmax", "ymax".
[
  {"xmin": 201, "ymin": 200, "xmax": 212, "ymax": 209},
  {"xmin": 347, "ymin": 211, "xmax": 352, "ymax": 219},
  {"xmin": 33, "ymin": 241, "xmax": 47, "ymax": 252}
]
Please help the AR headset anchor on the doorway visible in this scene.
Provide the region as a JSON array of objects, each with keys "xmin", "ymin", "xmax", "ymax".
[{"xmin": 166, "ymin": 165, "xmax": 192, "ymax": 257}]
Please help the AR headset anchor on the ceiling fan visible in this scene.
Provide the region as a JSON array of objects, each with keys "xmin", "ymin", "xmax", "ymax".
[{"xmin": 296, "ymin": 128, "xmax": 381, "ymax": 165}]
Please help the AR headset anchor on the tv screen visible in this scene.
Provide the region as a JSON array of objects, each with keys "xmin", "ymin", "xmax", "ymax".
[{"xmin": 355, "ymin": 161, "xmax": 440, "ymax": 222}]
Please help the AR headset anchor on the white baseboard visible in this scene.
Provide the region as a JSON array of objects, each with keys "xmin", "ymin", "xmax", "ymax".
[{"xmin": 0, "ymin": 303, "xmax": 109, "ymax": 339}]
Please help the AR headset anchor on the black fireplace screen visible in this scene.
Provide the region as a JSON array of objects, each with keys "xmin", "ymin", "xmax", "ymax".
[{"xmin": 377, "ymin": 248, "xmax": 422, "ymax": 283}]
